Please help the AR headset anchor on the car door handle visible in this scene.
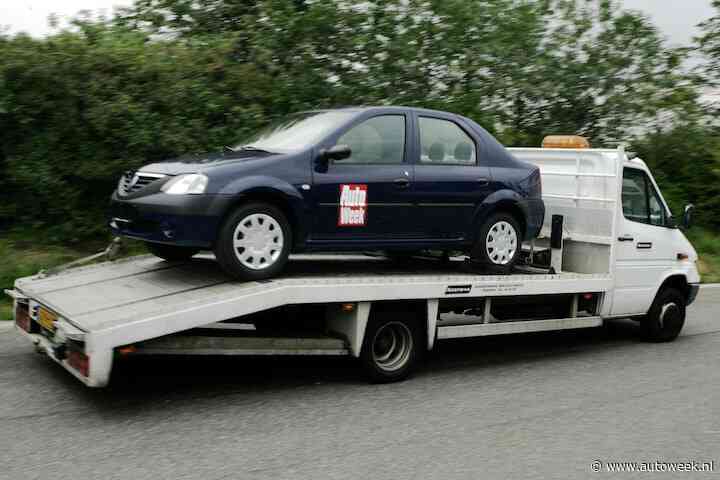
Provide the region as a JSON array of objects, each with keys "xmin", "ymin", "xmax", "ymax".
[
  {"xmin": 393, "ymin": 178, "xmax": 411, "ymax": 189},
  {"xmin": 476, "ymin": 177, "xmax": 490, "ymax": 186},
  {"xmin": 637, "ymin": 242, "xmax": 653, "ymax": 249},
  {"xmin": 618, "ymin": 235, "xmax": 634, "ymax": 242}
]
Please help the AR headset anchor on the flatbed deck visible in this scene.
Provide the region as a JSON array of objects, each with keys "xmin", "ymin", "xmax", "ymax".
[
  {"xmin": 10, "ymin": 253, "xmax": 613, "ymax": 386},
  {"xmin": 15, "ymin": 254, "xmax": 611, "ymax": 337}
]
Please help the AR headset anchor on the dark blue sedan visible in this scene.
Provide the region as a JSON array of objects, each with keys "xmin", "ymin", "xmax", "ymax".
[{"xmin": 110, "ymin": 106, "xmax": 544, "ymax": 279}]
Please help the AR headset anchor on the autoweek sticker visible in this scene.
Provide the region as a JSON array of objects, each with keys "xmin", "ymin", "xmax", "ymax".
[{"xmin": 338, "ymin": 184, "xmax": 367, "ymax": 227}]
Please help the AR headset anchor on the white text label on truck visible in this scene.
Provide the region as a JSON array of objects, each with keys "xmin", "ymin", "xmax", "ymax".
[{"xmin": 445, "ymin": 285, "xmax": 473, "ymax": 295}]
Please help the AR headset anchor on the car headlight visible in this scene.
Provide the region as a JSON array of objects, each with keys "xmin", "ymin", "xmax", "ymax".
[{"xmin": 161, "ymin": 174, "xmax": 208, "ymax": 195}]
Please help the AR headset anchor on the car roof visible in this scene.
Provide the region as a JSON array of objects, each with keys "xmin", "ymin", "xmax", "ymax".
[{"xmin": 304, "ymin": 105, "xmax": 466, "ymax": 118}]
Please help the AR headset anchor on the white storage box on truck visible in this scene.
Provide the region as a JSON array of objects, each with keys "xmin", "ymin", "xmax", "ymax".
[{"xmin": 6, "ymin": 141, "xmax": 700, "ymax": 387}]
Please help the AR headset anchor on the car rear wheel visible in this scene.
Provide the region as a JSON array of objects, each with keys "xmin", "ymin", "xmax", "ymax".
[
  {"xmin": 145, "ymin": 242, "xmax": 199, "ymax": 261},
  {"xmin": 471, "ymin": 213, "xmax": 523, "ymax": 273},
  {"xmin": 214, "ymin": 203, "xmax": 292, "ymax": 280}
]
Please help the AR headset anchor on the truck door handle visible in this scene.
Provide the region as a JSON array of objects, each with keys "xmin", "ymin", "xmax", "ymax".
[
  {"xmin": 393, "ymin": 178, "xmax": 410, "ymax": 189},
  {"xmin": 637, "ymin": 242, "xmax": 653, "ymax": 249},
  {"xmin": 476, "ymin": 177, "xmax": 490, "ymax": 186},
  {"xmin": 618, "ymin": 235, "xmax": 634, "ymax": 242}
]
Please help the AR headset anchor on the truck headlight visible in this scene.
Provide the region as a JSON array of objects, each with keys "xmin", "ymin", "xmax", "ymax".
[{"xmin": 161, "ymin": 174, "xmax": 208, "ymax": 195}]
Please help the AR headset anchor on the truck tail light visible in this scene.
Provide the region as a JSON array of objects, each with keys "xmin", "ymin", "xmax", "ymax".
[
  {"xmin": 67, "ymin": 350, "xmax": 89, "ymax": 377},
  {"xmin": 15, "ymin": 301, "xmax": 31, "ymax": 332}
]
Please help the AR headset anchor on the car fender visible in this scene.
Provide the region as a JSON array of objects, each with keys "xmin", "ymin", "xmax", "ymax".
[
  {"xmin": 216, "ymin": 176, "xmax": 308, "ymax": 240},
  {"xmin": 471, "ymin": 189, "xmax": 528, "ymax": 242}
]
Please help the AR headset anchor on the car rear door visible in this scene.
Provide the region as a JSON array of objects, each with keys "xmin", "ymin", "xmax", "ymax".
[
  {"xmin": 309, "ymin": 113, "xmax": 417, "ymax": 243},
  {"xmin": 411, "ymin": 114, "xmax": 493, "ymax": 240}
]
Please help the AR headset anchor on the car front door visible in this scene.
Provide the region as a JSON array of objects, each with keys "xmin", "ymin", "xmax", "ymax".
[
  {"xmin": 411, "ymin": 114, "xmax": 493, "ymax": 240},
  {"xmin": 309, "ymin": 114, "xmax": 416, "ymax": 243},
  {"xmin": 612, "ymin": 166, "xmax": 679, "ymax": 315}
]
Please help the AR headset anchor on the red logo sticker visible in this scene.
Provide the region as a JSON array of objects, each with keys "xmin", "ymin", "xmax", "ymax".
[{"xmin": 338, "ymin": 184, "xmax": 367, "ymax": 227}]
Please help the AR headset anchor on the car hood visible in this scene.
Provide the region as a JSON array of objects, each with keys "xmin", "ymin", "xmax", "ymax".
[{"xmin": 139, "ymin": 151, "xmax": 277, "ymax": 175}]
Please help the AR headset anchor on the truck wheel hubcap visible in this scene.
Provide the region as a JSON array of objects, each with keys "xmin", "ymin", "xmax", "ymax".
[
  {"xmin": 659, "ymin": 302, "xmax": 680, "ymax": 330},
  {"xmin": 486, "ymin": 221, "xmax": 517, "ymax": 265},
  {"xmin": 232, "ymin": 213, "xmax": 284, "ymax": 270},
  {"xmin": 372, "ymin": 322, "xmax": 413, "ymax": 372}
]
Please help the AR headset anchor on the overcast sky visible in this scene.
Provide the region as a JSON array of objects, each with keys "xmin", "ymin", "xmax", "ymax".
[{"xmin": 0, "ymin": 0, "xmax": 716, "ymax": 45}]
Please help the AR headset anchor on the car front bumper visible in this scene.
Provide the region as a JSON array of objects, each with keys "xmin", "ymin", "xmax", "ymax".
[{"xmin": 109, "ymin": 192, "xmax": 232, "ymax": 248}]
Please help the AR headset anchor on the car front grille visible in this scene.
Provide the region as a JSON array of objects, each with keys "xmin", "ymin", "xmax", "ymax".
[{"xmin": 118, "ymin": 171, "xmax": 167, "ymax": 196}]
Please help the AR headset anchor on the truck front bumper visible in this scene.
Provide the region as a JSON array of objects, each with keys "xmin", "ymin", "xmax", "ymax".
[
  {"xmin": 109, "ymin": 192, "xmax": 232, "ymax": 248},
  {"xmin": 687, "ymin": 283, "xmax": 701, "ymax": 306}
]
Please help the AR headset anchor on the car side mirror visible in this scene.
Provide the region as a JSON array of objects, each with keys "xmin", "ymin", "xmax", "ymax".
[
  {"xmin": 323, "ymin": 144, "xmax": 352, "ymax": 161},
  {"xmin": 680, "ymin": 204, "xmax": 695, "ymax": 230},
  {"xmin": 315, "ymin": 145, "xmax": 351, "ymax": 173}
]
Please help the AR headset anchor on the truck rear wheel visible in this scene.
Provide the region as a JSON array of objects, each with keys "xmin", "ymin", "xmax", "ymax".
[
  {"xmin": 640, "ymin": 288, "xmax": 686, "ymax": 342},
  {"xmin": 360, "ymin": 312, "xmax": 422, "ymax": 383}
]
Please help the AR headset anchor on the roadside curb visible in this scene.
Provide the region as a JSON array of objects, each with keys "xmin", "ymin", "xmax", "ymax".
[
  {"xmin": 701, "ymin": 284, "xmax": 720, "ymax": 288},
  {"xmin": 0, "ymin": 322, "xmax": 15, "ymax": 330}
]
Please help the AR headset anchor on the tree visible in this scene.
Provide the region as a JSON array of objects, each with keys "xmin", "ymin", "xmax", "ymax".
[{"xmin": 698, "ymin": 0, "xmax": 720, "ymax": 85}]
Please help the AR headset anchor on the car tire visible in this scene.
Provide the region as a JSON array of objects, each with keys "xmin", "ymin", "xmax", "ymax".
[
  {"xmin": 145, "ymin": 242, "xmax": 199, "ymax": 261},
  {"xmin": 640, "ymin": 288, "xmax": 686, "ymax": 342},
  {"xmin": 359, "ymin": 311, "xmax": 423, "ymax": 383},
  {"xmin": 214, "ymin": 202, "xmax": 292, "ymax": 281},
  {"xmin": 471, "ymin": 212, "xmax": 523, "ymax": 274}
]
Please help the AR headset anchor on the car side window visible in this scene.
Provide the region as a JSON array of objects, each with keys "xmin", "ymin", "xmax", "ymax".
[
  {"xmin": 622, "ymin": 168, "xmax": 667, "ymax": 226},
  {"xmin": 335, "ymin": 115, "xmax": 405, "ymax": 164},
  {"xmin": 418, "ymin": 117, "xmax": 476, "ymax": 165}
]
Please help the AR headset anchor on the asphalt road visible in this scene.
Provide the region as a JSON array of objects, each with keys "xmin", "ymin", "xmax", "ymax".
[{"xmin": 1, "ymin": 287, "xmax": 719, "ymax": 480}]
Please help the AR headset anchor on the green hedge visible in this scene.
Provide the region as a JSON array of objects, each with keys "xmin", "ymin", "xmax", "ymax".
[{"xmin": 0, "ymin": 1, "xmax": 718, "ymax": 244}]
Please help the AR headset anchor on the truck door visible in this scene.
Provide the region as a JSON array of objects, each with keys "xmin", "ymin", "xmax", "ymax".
[{"xmin": 612, "ymin": 166, "xmax": 678, "ymax": 315}]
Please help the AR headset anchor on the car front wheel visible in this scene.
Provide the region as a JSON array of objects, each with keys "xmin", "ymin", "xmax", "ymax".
[{"xmin": 214, "ymin": 203, "xmax": 292, "ymax": 280}]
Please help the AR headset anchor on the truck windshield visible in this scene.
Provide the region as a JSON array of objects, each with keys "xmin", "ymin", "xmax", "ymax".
[{"xmin": 233, "ymin": 111, "xmax": 353, "ymax": 153}]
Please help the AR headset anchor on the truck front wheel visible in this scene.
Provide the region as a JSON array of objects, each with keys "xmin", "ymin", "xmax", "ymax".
[
  {"xmin": 640, "ymin": 288, "xmax": 686, "ymax": 342},
  {"xmin": 360, "ymin": 312, "xmax": 423, "ymax": 383}
]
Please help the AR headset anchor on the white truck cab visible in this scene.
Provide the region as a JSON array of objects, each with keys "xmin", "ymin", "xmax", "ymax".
[
  {"xmin": 6, "ymin": 138, "xmax": 701, "ymax": 387},
  {"xmin": 512, "ymin": 138, "xmax": 700, "ymax": 336}
]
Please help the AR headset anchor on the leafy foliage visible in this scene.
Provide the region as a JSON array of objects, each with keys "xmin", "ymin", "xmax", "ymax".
[
  {"xmin": 698, "ymin": 0, "xmax": 720, "ymax": 84},
  {"xmin": 0, "ymin": 0, "xmax": 717, "ymax": 243}
]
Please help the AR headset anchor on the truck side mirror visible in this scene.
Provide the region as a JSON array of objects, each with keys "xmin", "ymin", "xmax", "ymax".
[{"xmin": 680, "ymin": 204, "xmax": 695, "ymax": 230}]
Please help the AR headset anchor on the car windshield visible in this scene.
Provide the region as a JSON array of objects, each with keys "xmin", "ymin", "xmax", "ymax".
[{"xmin": 233, "ymin": 111, "xmax": 354, "ymax": 153}]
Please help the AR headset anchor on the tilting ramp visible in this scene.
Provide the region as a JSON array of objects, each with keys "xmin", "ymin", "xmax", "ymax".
[{"xmin": 15, "ymin": 254, "xmax": 612, "ymax": 348}]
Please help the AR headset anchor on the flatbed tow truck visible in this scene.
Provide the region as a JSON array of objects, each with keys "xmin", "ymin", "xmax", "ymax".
[{"xmin": 5, "ymin": 146, "xmax": 700, "ymax": 386}]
